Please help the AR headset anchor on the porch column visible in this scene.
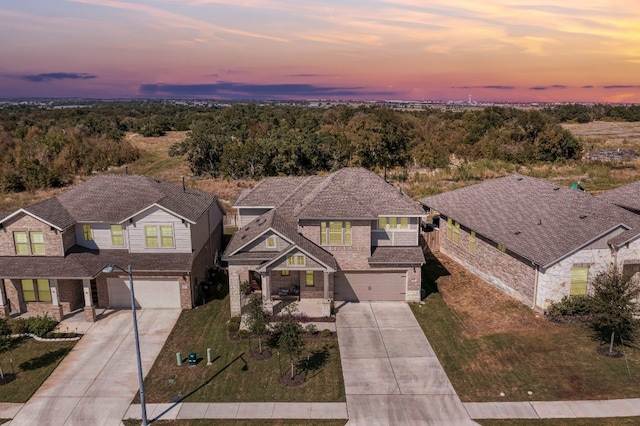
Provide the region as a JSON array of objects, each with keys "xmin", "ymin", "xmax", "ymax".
[
  {"xmin": 261, "ymin": 273, "xmax": 273, "ymax": 315},
  {"xmin": 322, "ymin": 272, "xmax": 331, "ymax": 317},
  {"xmin": 83, "ymin": 279, "xmax": 96, "ymax": 322},
  {"xmin": 0, "ymin": 280, "xmax": 10, "ymax": 318},
  {"xmin": 49, "ymin": 279, "xmax": 64, "ymax": 321}
]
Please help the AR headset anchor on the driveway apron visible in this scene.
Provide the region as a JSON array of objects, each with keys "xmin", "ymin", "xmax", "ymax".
[
  {"xmin": 336, "ymin": 302, "xmax": 476, "ymax": 425},
  {"xmin": 9, "ymin": 309, "xmax": 180, "ymax": 426}
]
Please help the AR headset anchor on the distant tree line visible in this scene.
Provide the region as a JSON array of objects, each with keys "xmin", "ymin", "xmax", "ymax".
[{"xmin": 5, "ymin": 100, "xmax": 640, "ymax": 192}]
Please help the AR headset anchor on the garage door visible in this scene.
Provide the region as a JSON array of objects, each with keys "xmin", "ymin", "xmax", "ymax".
[
  {"xmin": 107, "ymin": 278, "xmax": 181, "ymax": 309},
  {"xmin": 334, "ymin": 272, "xmax": 406, "ymax": 302}
]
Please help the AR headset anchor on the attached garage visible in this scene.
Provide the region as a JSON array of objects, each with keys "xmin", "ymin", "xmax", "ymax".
[
  {"xmin": 107, "ymin": 278, "xmax": 182, "ymax": 309},
  {"xmin": 334, "ymin": 271, "xmax": 406, "ymax": 302}
]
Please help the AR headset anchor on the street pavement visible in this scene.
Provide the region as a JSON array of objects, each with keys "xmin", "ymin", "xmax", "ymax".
[{"xmin": 7, "ymin": 309, "xmax": 180, "ymax": 426}]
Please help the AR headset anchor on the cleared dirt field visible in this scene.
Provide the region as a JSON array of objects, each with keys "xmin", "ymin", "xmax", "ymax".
[{"xmin": 562, "ymin": 121, "xmax": 640, "ymax": 150}]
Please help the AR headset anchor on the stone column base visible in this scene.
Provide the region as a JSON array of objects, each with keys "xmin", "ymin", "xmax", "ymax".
[
  {"xmin": 322, "ymin": 299, "xmax": 332, "ymax": 317},
  {"xmin": 0, "ymin": 305, "xmax": 10, "ymax": 319},
  {"xmin": 263, "ymin": 300, "xmax": 274, "ymax": 315},
  {"xmin": 51, "ymin": 306, "xmax": 64, "ymax": 322},
  {"xmin": 84, "ymin": 306, "xmax": 97, "ymax": 322}
]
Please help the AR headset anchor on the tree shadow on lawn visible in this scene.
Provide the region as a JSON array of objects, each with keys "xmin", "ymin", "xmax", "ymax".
[
  {"xmin": 422, "ymin": 253, "xmax": 450, "ymax": 299},
  {"xmin": 19, "ymin": 347, "xmax": 72, "ymax": 371},
  {"xmin": 298, "ymin": 345, "xmax": 330, "ymax": 382}
]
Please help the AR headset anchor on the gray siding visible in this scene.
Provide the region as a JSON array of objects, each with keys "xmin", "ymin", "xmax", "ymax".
[
  {"xmin": 237, "ymin": 208, "xmax": 271, "ymax": 228},
  {"xmin": 129, "ymin": 207, "xmax": 192, "ymax": 253}
]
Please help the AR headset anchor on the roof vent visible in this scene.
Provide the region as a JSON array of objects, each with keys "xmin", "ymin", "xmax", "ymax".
[
  {"xmin": 257, "ymin": 218, "xmax": 266, "ymax": 225},
  {"xmin": 516, "ymin": 176, "xmax": 523, "ymax": 181},
  {"xmin": 579, "ymin": 214, "xmax": 587, "ymax": 219},
  {"xmin": 553, "ymin": 186, "xmax": 560, "ymax": 191},
  {"xmin": 514, "ymin": 231, "xmax": 521, "ymax": 235},
  {"xmin": 538, "ymin": 219, "xmax": 542, "ymax": 225}
]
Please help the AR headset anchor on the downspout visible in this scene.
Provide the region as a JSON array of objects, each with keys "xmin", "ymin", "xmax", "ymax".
[{"xmin": 532, "ymin": 264, "xmax": 539, "ymax": 310}]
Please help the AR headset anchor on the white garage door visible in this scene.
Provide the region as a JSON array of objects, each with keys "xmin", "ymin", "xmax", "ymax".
[
  {"xmin": 107, "ymin": 278, "xmax": 182, "ymax": 309},
  {"xmin": 334, "ymin": 272, "xmax": 406, "ymax": 302}
]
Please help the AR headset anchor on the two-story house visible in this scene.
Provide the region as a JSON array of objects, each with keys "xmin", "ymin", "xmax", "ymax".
[
  {"xmin": 222, "ymin": 168, "xmax": 426, "ymax": 317},
  {"xmin": 0, "ymin": 174, "xmax": 225, "ymax": 322}
]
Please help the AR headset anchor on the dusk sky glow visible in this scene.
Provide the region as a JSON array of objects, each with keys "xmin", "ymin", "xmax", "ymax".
[{"xmin": 1, "ymin": 0, "xmax": 639, "ymax": 102}]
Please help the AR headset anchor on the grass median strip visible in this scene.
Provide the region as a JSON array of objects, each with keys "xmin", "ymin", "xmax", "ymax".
[
  {"xmin": 412, "ymin": 253, "xmax": 640, "ymax": 402},
  {"xmin": 142, "ymin": 294, "xmax": 345, "ymax": 403}
]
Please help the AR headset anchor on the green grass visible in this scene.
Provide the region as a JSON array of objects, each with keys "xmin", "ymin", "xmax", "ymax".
[
  {"xmin": 141, "ymin": 294, "xmax": 345, "ymax": 403},
  {"xmin": 124, "ymin": 420, "xmax": 347, "ymax": 426},
  {"xmin": 0, "ymin": 337, "xmax": 75, "ymax": 403},
  {"xmin": 479, "ymin": 418, "xmax": 640, "ymax": 426}
]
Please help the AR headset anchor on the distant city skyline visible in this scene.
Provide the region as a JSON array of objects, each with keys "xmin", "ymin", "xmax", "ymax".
[{"xmin": 1, "ymin": 1, "xmax": 639, "ymax": 102}]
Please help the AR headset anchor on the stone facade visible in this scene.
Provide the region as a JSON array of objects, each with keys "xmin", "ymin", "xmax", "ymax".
[
  {"xmin": 0, "ymin": 213, "xmax": 64, "ymax": 257},
  {"xmin": 439, "ymin": 220, "xmax": 537, "ymax": 307}
]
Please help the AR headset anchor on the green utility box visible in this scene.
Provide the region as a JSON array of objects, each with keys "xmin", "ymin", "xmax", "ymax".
[{"xmin": 188, "ymin": 352, "xmax": 197, "ymax": 366}]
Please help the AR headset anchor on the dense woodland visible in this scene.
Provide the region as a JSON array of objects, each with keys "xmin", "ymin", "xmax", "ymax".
[{"xmin": 0, "ymin": 101, "xmax": 638, "ymax": 194}]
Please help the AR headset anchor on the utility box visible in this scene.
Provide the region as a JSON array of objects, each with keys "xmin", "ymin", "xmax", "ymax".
[{"xmin": 188, "ymin": 352, "xmax": 197, "ymax": 366}]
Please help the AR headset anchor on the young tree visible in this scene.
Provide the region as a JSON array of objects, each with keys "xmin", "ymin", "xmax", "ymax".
[
  {"xmin": 276, "ymin": 304, "xmax": 304, "ymax": 379},
  {"xmin": 590, "ymin": 266, "xmax": 640, "ymax": 355},
  {"xmin": 245, "ymin": 294, "xmax": 269, "ymax": 355}
]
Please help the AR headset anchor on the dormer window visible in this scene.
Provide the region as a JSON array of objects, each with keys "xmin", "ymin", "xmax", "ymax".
[
  {"xmin": 266, "ymin": 236, "xmax": 276, "ymax": 248},
  {"xmin": 111, "ymin": 225, "xmax": 124, "ymax": 246},
  {"xmin": 14, "ymin": 231, "xmax": 29, "ymax": 255},
  {"xmin": 378, "ymin": 217, "xmax": 410, "ymax": 230},
  {"xmin": 13, "ymin": 231, "xmax": 45, "ymax": 255},
  {"xmin": 83, "ymin": 224, "xmax": 93, "ymax": 241},
  {"xmin": 287, "ymin": 254, "xmax": 305, "ymax": 266}
]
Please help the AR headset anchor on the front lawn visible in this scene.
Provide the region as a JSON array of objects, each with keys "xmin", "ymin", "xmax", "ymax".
[
  {"xmin": 0, "ymin": 337, "xmax": 75, "ymax": 403},
  {"xmin": 142, "ymin": 294, "xmax": 345, "ymax": 403},
  {"xmin": 412, "ymin": 253, "xmax": 640, "ymax": 402}
]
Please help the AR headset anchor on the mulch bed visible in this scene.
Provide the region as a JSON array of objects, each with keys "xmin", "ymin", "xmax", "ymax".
[
  {"xmin": 280, "ymin": 373, "xmax": 305, "ymax": 387},
  {"xmin": 250, "ymin": 348, "xmax": 273, "ymax": 361},
  {"xmin": 596, "ymin": 346, "xmax": 623, "ymax": 358}
]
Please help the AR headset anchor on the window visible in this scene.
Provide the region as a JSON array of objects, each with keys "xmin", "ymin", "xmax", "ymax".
[
  {"xmin": 469, "ymin": 231, "xmax": 476, "ymax": 254},
  {"xmin": 306, "ymin": 270, "xmax": 314, "ymax": 286},
  {"xmin": 570, "ymin": 267, "xmax": 589, "ymax": 295},
  {"xmin": 453, "ymin": 222, "xmax": 460, "ymax": 244},
  {"xmin": 145, "ymin": 226, "xmax": 158, "ymax": 247},
  {"xmin": 378, "ymin": 217, "xmax": 386, "ymax": 229},
  {"xmin": 14, "ymin": 231, "xmax": 29, "ymax": 255},
  {"xmin": 287, "ymin": 255, "xmax": 305, "ymax": 266},
  {"xmin": 281, "ymin": 270, "xmax": 290, "ymax": 276},
  {"xmin": 160, "ymin": 225, "xmax": 174, "ymax": 248},
  {"xmin": 288, "ymin": 256, "xmax": 295, "ymax": 266},
  {"xmin": 498, "ymin": 243, "xmax": 506, "ymax": 253},
  {"xmin": 446, "ymin": 218, "xmax": 452, "ymax": 240},
  {"xmin": 30, "ymin": 232, "xmax": 45, "ymax": 255},
  {"xmin": 296, "ymin": 255, "xmax": 305, "ymax": 265},
  {"xmin": 266, "ymin": 236, "xmax": 276, "ymax": 248},
  {"xmin": 83, "ymin": 224, "xmax": 92, "ymax": 241},
  {"xmin": 321, "ymin": 221, "xmax": 351, "ymax": 245},
  {"xmin": 21, "ymin": 279, "xmax": 51, "ymax": 302},
  {"xmin": 111, "ymin": 224, "xmax": 124, "ymax": 246},
  {"xmin": 400, "ymin": 217, "xmax": 409, "ymax": 229}
]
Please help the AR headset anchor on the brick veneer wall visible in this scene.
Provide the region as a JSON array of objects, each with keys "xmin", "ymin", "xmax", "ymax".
[
  {"xmin": 4, "ymin": 279, "xmax": 22, "ymax": 315},
  {"xmin": 298, "ymin": 219, "xmax": 372, "ymax": 269},
  {"xmin": 439, "ymin": 219, "xmax": 536, "ymax": 306},
  {"xmin": 58, "ymin": 279, "xmax": 84, "ymax": 313},
  {"xmin": 0, "ymin": 214, "xmax": 64, "ymax": 256},
  {"xmin": 300, "ymin": 271, "xmax": 325, "ymax": 298}
]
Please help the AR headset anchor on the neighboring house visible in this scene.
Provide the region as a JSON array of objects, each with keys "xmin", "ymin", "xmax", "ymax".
[
  {"xmin": 0, "ymin": 175, "xmax": 225, "ymax": 322},
  {"xmin": 420, "ymin": 174, "xmax": 640, "ymax": 311},
  {"xmin": 223, "ymin": 168, "xmax": 425, "ymax": 317}
]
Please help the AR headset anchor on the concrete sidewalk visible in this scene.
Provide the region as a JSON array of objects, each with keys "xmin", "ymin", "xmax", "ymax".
[
  {"xmin": 464, "ymin": 398, "xmax": 640, "ymax": 419},
  {"xmin": 124, "ymin": 402, "xmax": 348, "ymax": 421}
]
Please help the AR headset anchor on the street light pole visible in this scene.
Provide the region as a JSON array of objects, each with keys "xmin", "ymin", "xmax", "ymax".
[
  {"xmin": 103, "ymin": 263, "xmax": 148, "ymax": 426},
  {"xmin": 127, "ymin": 264, "xmax": 149, "ymax": 426}
]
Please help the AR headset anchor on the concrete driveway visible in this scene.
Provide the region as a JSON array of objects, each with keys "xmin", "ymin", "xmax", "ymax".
[
  {"xmin": 336, "ymin": 302, "xmax": 476, "ymax": 426},
  {"xmin": 9, "ymin": 309, "xmax": 180, "ymax": 426}
]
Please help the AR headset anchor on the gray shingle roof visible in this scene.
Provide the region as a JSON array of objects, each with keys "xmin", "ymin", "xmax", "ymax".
[
  {"xmin": 223, "ymin": 209, "xmax": 336, "ymax": 269},
  {"xmin": 0, "ymin": 247, "xmax": 193, "ymax": 279},
  {"xmin": 420, "ymin": 174, "xmax": 640, "ymax": 267},
  {"xmin": 368, "ymin": 246, "xmax": 425, "ymax": 265},
  {"xmin": 15, "ymin": 175, "xmax": 218, "ymax": 228},
  {"xmin": 234, "ymin": 168, "xmax": 424, "ymax": 219},
  {"xmin": 597, "ymin": 180, "xmax": 640, "ymax": 213}
]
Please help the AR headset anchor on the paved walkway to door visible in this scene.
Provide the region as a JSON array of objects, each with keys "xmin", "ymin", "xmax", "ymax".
[
  {"xmin": 8, "ymin": 309, "xmax": 180, "ymax": 426},
  {"xmin": 335, "ymin": 301, "xmax": 476, "ymax": 426}
]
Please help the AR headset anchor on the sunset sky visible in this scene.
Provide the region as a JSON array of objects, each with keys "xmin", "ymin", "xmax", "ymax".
[{"xmin": 1, "ymin": 0, "xmax": 639, "ymax": 102}]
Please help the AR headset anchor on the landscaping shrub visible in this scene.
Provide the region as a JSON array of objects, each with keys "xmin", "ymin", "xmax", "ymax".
[
  {"xmin": 304, "ymin": 324, "xmax": 318, "ymax": 335},
  {"xmin": 9, "ymin": 318, "xmax": 29, "ymax": 334},
  {"xmin": 27, "ymin": 314, "xmax": 59, "ymax": 337},
  {"xmin": 546, "ymin": 295, "xmax": 595, "ymax": 323},
  {"xmin": 237, "ymin": 329, "xmax": 250, "ymax": 339},
  {"xmin": 321, "ymin": 329, "xmax": 332, "ymax": 337}
]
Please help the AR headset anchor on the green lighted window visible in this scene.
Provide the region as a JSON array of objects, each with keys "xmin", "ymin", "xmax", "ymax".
[
  {"xmin": 469, "ymin": 231, "xmax": 476, "ymax": 254},
  {"xmin": 306, "ymin": 270, "xmax": 314, "ymax": 286},
  {"xmin": 160, "ymin": 225, "xmax": 174, "ymax": 247},
  {"xmin": 21, "ymin": 279, "xmax": 51, "ymax": 302},
  {"xmin": 144, "ymin": 226, "xmax": 158, "ymax": 247},
  {"xmin": 453, "ymin": 222, "xmax": 460, "ymax": 244},
  {"xmin": 322, "ymin": 221, "xmax": 351, "ymax": 245},
  {"xmin": 570, "ymin": 267, "xmax": 589, "ymax": 295},
  {"xmin": 30, "ymin": 232, "xmax": 45, "ymax": 255},
  {"xmin": 14, "ymin": 231, "xmax": 29, "ymax": 255},
  {"xmin": 296, "ymin": 255, "xmax": 305, "ymax": 265},
  {"xmin": 266, "ymin": 236, "xmax": 276, "ymax": 248},
  {"xmin": 498, "ymin": 243, "xmax": 506, "ymax": 253},
  {"xmin": 288, "ymin": 256, "xmax": 295, "ymax": 266},
  {"xmin": 446, "ymin": 218, "xmax": 452, "ymax": 240},
  {"xmin": 83, "ymin": 224, "xmax": 92, "ymax": 241},
  {"xmin": 281, "ymin": 270, "xmax": 290, "ymax": 276},
  {"xmin": 111, "ymin": 225, "xmax": 124, "ymax": 246},
  {"xmin": 400, "ymin": 217, "xmax": 409, "ymax": 229},
  {"xmin": 378, "ymin": 217, "xmax": 386, "ymax": 229}
]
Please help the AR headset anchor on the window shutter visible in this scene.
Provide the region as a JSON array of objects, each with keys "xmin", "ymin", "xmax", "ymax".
[
  {"xmin": 469, "ymin": 231, "xmax": 476, "ymax": 254},
  {"xmin": 345, "ymin": 221, "xmax": 352, "ymax": 245},
  {"xmin": 446, "ymin": 218, "xmax": 452, "ymax": 240},
  {"xmin": 570, "ymin": 267, "xmax": 589, "ymax": 295},
  {"xmin": 453, "ymin": 222, "xmax": 460, "ymax": 244},
  {"xmin": 321, "ymin": 222, "xmax": 327, "ymax": 245}
]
